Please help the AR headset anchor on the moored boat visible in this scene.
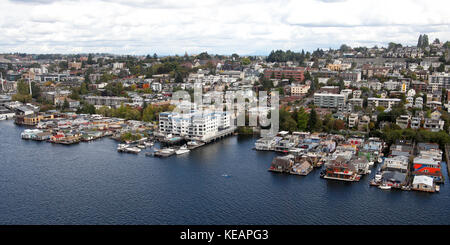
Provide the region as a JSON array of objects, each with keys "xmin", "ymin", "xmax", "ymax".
[{"xmin": 176, "ymin": 145, "xmax": 190, "ymax": 155}]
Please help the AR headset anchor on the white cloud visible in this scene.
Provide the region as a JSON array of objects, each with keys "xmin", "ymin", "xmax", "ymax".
[{"xmin": 0, "ymin": 0, "xmax": 449, "ymax": 55}]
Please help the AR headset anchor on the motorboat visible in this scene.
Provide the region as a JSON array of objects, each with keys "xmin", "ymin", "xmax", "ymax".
[
  {"xmin": 125, "ymin": 147, "xmax": 141, "ymax": 154},
  {"xmin": 378, "ymin": 184, "xmax": 391, "ymax": 190},
  {"xmin": 160, "ymin": 148, "xmax": 175, "ymax": 154},
  {"xmin": 176, "ymin": 145, "xmax": 190, "ymax": 155},
  {"xmin": 117, "ymin": 144, "xmax": 129, "ymax": 151},
  {"xmin": 187, "ymin": 141, "xmax": 200, "ymax": 147}
]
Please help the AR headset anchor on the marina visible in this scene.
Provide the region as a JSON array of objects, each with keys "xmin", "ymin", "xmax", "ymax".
[{"xmin": 15, "ymin": 110, "xmax": 235, "ymax": 158}]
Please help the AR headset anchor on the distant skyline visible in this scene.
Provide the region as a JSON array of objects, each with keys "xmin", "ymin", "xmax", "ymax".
[{"xmin": 0, "ymin": 0, "xmax": 449, "ymax": 55}]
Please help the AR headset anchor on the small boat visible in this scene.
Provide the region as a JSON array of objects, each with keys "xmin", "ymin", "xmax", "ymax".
[
  {"xmin": 378, "ymin": 184, "xmax": 391, "ymax": 190},
  {"xmin": 118, "ymin": 144, "xmax": 141, "ymax": 154},
  {"xmin": 176, "ymin": 145, "xmax": 190, "ymax": 155},
  {"xmin": 124, "ymin": 147, "xmax": 141, "ymax": 154},
  {"xmin": 187, "ymin": 141, "xmax": 200, "ymax": 147},
  {"xmin": 222, "ymin": 174, "xmax": 231, "ymax": 178},
  {"xmin": 154, "ymin": 148, "xmax": 175, "ymax": 157},
  {"xmin": 145, "ymin": 141, "xmax": 154, "ymax": 147},
  {"xmin": 117, "ymin": 144, "xmax": 129, "ymax": 151},
  {"xmin": 161, "ymin": 148, "xmax": 175, "ymax": 154},
  {"xmin": 137, "ymin": 144, "xmax": 146, "ymax": 149}
]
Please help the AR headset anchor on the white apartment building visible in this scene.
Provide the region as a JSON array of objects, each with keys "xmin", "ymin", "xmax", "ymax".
[
  {"xmin": 151, "ymin": 82, "xmax": 163, "ymax": 92},
  {"xmin": 348, "ymin": 113, "xmax": 359, "ymax": 128},
  {"xmin": 314, "ymin": 93, "xmax": 346, "ymax": 108},
  {"xmin": 429, "ymin": 72, "xmax": 450, "ymax": 90},
  {"xmin": 113, "ymin": 62, "xmax": 125, "ymax": 70},
  {"xmin": 367, "ymin": 97, "xmax": 401, "ymax": 109},
  {"xmin": 85, "ymin": 96, "xmax": 128, "ymax": 107},
  {"xmin": 353, "ymin": 90, "xmax": 362, "ymax": 99},
  {"xmin": 159, "ymin": 110, "xmax": 231, "ymax": 140}
]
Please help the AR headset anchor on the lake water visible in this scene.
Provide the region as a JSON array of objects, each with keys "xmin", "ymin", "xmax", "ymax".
[{"xmin": 1, "ymin": 120, "xmax": 449, "ymax": 225}]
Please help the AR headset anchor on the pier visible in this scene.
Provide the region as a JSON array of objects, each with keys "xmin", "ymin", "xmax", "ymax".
[{"xmin": 197, "ymin": 127, "xmax": 237, "ymax": 144}]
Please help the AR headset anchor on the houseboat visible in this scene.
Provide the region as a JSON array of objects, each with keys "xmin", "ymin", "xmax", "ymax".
[
  {"xmin": 268, "ymin": 156, "xmax": 293, "ymax": 173},
  {"xmin": 323, "ymin": 156, "xmax": 361, "ymax": 182}
]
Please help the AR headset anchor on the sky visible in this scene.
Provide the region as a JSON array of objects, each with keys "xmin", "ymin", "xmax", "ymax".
[{"xmin": 0, "ymin": 0, "xmax": 449, "ymax": 55}]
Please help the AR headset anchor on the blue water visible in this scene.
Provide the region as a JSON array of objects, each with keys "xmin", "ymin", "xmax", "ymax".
[{"xmin": 1, "ymin": 120, "xmax": 449, "ymax": 225}]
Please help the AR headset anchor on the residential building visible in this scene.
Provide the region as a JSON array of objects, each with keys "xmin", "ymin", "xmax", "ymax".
[
  {"xmin": 358, "ymin": 115, "xmax": 370, "ymax": 131},
  {"xmin": 264, "ymin": 67, "xmax": 305, "ymax": 82},
  {"xmin": 348, "ymin": 113, "xmax": 358, "ymax": 128},
  {"xmin": 396, "ymin": 115, "xmax": 411, "ymax": 129},
  {"xmin": 290, "ymin": 83, "xmax": 310, "ymax": 96},
  {"xmin": 367, "ymin": 97, "xmax": 401, "ymax": 109},
  {"xmin": 85, "ymin": 96, "xmax": 128, "ymax": 108},
  {"xmin": 340, "ymin": 70, "xmax": 361, "ymax": 82},
  {"xmin": 384, "ymin": 156, "xmax": 409, "ymax": 173},
  {"xmin": 423, "ymin": 118, "xmax": 445, "ymax": 132},
  {"xmin": 411, "ymin": 117, "xmax": 421, "ymax": 129},
  {"xmin": 429, "ymin": 72, "xmax": 450, "ymax": 91},
  {"xmin": 314, "ymin": 93, "xmax": 346, "ymax": 108},
  {"xmin": 158, "ymin": 110, "xmax": 231, "ymax": 140}
]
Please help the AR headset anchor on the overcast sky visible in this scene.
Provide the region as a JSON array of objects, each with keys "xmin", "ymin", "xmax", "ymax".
[{"xmin": 0, "ymin": 0, "xmax": 449, "ymax": 55}]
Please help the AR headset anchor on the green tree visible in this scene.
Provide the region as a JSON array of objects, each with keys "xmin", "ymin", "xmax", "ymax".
[
  {"xmin": 17, "ymin": 80, "xmax": 30, "ymax": 95},
  {"xmin": 30, "ymin": 82, "xmax": 41, "ymax": 99},
  {"xmin": 78, "ymin": 103, "xmax": 96, "ymax": 114},
  {"xmin": 280, "ymin": 108, "xmax": 297, "ymax": 132},
  {"xmin": 241, "ymin": 57, "xmax": 251, "ymax": 66},
  {"xmin": 296, "ymin": 107, "xmax": 309, "ymax": 131},
  {"xmin": 307, "ymin": 108, "xmax": 318, "ymax": 132},
  {"xmin": 62, "ymin": 99, "xmax": 70, "ymax": 110}
]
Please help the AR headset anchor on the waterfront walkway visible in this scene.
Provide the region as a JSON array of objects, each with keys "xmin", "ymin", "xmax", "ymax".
[{"xmin": 200, "ymin": 127, "xmax": 237, "ymax": 143}]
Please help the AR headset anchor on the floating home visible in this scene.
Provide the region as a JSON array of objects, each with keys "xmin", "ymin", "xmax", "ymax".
[{"xmin": 322, "ymin": 156, "xmax": 361, "ymax": 182}]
